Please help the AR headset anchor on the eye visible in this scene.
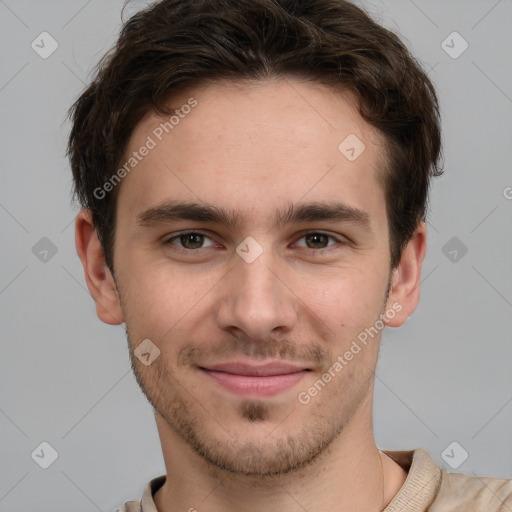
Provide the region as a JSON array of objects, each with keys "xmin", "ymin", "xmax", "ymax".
[
  {"xmin": 163, "ymin": 230, "xmax": 345, "ymax": 252},
  {"xmin": 294, "ymin": 231, "xmax": 343, "ymax": 250},
  {"xmin": 164, "ymin": 231, "xmax": 216, "ymax": 250}
]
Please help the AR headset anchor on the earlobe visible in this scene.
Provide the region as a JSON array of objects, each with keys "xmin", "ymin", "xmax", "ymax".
[
  {"xmin": 384, "ymin": 221, "xmax": 427, "ymax": 328},
  {"xmin": 75, "ymin": 209, "xmax": 125, "ymax": 325}
]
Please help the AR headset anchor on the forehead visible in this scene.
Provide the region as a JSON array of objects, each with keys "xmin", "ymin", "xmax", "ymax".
[{"xmin": 116, "ymin": 78, "xmax": 387, "ymax": 228}]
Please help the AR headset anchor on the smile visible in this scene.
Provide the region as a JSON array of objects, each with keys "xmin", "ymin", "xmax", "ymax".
[{"xmin": 198, "ymin": 362, "xmax": 311, "ymax": 397}]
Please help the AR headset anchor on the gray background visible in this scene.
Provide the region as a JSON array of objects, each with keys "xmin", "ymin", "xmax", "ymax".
[{"xmin": 1, "ymin": 0, "xmax": 511, "ymax": 510}]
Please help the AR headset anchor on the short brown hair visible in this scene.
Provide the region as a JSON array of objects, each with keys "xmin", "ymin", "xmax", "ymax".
[{"xmin": 68, "ymin": 0, "xmax": 442, "ymax": 272}]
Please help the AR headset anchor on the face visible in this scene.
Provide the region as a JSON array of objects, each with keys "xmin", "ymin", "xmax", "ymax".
[{"xmin": 108, "ymin": 78, "xmax": 400, "ymax": 475}]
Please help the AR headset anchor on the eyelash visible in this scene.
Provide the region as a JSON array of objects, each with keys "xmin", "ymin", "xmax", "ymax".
[{"xmin": 163, "ymin": 230, "xmax": 346, "ymax": 252}]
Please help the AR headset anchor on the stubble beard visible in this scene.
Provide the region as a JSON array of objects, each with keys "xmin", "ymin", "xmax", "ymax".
[
  {"xmin": 121, "ymin": 278, "xmax": 390, "ymax": 478},
  {"xmin": 128, "ymin": 328, "xmax": 376, "ymax": 478}
]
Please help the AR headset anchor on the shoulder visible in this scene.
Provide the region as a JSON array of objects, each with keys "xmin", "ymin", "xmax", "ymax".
[
  {"xmin": 382, "ymin": 448, "xmax": 512, "ymax": 512},
  {"xmin": 116, "ymin": 474, "xmax": 166, "ymax": 512},
  {"xmin": 430, "ymin": 468, "xmax": 512, "ymax": 512},
  {"xmin": 116, "ymin": 500, "xmax": 141, "ymax": 512}
]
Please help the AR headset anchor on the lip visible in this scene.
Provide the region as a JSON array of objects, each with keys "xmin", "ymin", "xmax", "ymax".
[
  {"xmin": 199, "ymin": 361, "xmax": 310, "ymax": 397},
  {"xmin": 203, "ymin": 362, "xmax": 308, "ymax": 376}
]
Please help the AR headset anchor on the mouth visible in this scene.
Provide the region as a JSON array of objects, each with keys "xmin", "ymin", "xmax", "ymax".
[{"xmin": 198, "ymin": 361, "xmax": 311, "ymax": 397}]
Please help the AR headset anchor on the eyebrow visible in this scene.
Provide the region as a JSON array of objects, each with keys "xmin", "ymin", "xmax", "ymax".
[{"xmin": 136, "ymin": 200, "xmax": 371, "ymax": 232}]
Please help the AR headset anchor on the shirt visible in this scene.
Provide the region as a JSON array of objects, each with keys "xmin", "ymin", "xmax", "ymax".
[{"xmin": 118, "ymin": 448, "xmax": 512, "ymax": 511}]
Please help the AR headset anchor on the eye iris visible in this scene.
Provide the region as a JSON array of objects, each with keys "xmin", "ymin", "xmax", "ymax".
[
  {"xmin": 181, "ymin": 233, "xmax": 204, "ymax": 249},
  {"xmin": 306, "ymin": 233, "xmax": 328, "ymax": 249}
]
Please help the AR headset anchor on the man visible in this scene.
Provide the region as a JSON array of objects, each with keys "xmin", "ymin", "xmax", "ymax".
[{"xmin": 68, "ymin": 0, "xmax": 512, "ymax": 510}]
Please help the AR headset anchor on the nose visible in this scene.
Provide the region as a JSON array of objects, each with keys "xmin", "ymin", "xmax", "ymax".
[{"xmin": 215, "ymin": 246, "xmax": 299, "ymax": 342}]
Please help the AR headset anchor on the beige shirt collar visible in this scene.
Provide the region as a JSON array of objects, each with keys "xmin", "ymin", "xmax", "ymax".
[{"xmin": 126, "ymin": 448, "xmax": 440, "ymax": 512}]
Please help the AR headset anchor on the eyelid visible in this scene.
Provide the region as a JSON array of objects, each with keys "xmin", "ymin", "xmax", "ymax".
[
  {"xmin": 292, "ymin": 229, "xmax": 347, "ymax": 249},
  {"xmin": 163, "ymin": 229, "xmax": 217, "ymax": 248}
]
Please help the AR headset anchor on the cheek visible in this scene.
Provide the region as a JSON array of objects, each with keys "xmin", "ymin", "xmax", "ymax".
[
  {"xmin": 119, "ymin": 258, "xmax": 222, "ymax": 340},
  {"xmin": 299, "ymin": 265, "xmax": 387, "ymax": 328}
]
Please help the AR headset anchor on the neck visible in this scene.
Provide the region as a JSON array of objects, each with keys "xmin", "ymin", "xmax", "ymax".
[{"xmin": 153, "ymin": 408, "xmax": 408, "ymax": 512}]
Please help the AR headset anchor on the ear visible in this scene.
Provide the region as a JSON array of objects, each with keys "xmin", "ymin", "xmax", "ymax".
[
  {"xmin": 75, "ymin": 209, "xmax": 124, "ymax": 325},
  {"xmin": 384, "ymin": 221, "xmax": 427, "ymax": 327}
]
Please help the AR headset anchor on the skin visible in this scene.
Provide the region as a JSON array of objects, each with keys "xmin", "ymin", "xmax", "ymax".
[{"xmin": 76, "ymin": 78, "xmax": 426, "ymax": 511}]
